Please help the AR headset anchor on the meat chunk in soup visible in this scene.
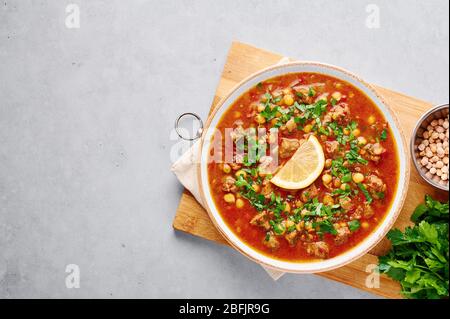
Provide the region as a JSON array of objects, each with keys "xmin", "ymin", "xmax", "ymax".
[
  {"xmin": 285, "ymin": 118, "xmax": 297, "ymax": 132},
  {"xmin": 285, "ymin": 230, "xmax": 298, "ymax": 246},
  {"xmin": 364, "ymin": 143, "xmax": 386, "ymax": 162},
  {"xmin": 261, "ymin": 180, "xmax": 274, "ymax": 199},
  {"xmin": 301, "ymin": 183, "xmax": 319, "ymax": 202},
  {"xmin": 305, "ymin": 241, "xmax": 329, "ymax": 259},
  {"xmin": 258, "ymin": 156, "xmax": 277, "ymax": 175},
  {"xmin": 329, "ymin": 103, "xmax": 350, "ymax": 121},
  {"xmin": 325, "ymin": 140, "xmax": 339, "ymax": 154},
  {"xmin": 366, "ymin": 174, "xmax": 386, "ymax": 195},
  {"xmin": 263, "ymin": 233, "xmax": 280, "ymax": 250},
  {"xmin": 339, "ymin": 197, "xmax": 354, "ymax": 211},
  {"xmin": 334, "ymin": 226, "xmax": 351, "ymax": 245},
  {"xmin": 353, "ymin": 203, "xmax": 375, "ymax": 219},
  {"xmin": 222, "ymin": 176, "xmax": 237, "ymax": 193},
  {"xmin": 250, "ymin": 211, "xmax": 271, "ymax": 231},
  {"xmin": 279, "ymin": 138, "xmax": 301, "ymax": 159}
]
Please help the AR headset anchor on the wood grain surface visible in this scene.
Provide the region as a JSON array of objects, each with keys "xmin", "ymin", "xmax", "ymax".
[{"xmin": 172, "ymin": 41, "xmax": 448, "ymax": 299}]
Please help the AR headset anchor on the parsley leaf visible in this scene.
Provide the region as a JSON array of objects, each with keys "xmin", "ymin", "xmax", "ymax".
[
  {"xmin": 357, "ymin": 183, "xmax": 373, "ymax": 204},
  {"xmin": 313, "ymin": 219, "xmax": 337, "ymax": 236},
  {"xmin": 380, "ymin": 129, "xmax": 388, "ymax": 141},
  {"xmin": 348, "ymin": 220, "xmax": 360, "ymax": 231},
  {"xmin": 378, "ymin": 196, "xmax": 449, "ymax": 299},
  {"xmin": 270, "ymin": 220, "xmax": 286, "ymax": 235}
]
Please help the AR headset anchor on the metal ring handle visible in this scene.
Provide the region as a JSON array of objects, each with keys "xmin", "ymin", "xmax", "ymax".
[{"xmin": 174, "ymin": 112, "xmax": 204, "ymax": 141}]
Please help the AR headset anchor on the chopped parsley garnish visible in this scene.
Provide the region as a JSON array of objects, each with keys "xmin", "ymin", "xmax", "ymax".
[
  {"xmin": 258, "ymin": 93, "xmax": 281, "ymax": 121},
  {"xmin": 303, "ymin": 198, "xmax": 341, "ymax": 217},
  {"xmin": 345, "ymin": 148, "xmax": 368, "ymax": 165},
  {"xmin": 357, "ymin": 183, "xmax": 373, "ymax": 204},
  {"xmin": 376, "ymin": 191, "xmax": 385, "ymax": 199},
  {"xmin": 345, "ymin": 140, "xmax": 368, "ymax": 165},
  {"xmin": 235, "ymin": 175, "xmax": 288, "ymax": 214},
  {"xmin": 380, "ymin": 129, "xmax": 388, "ymax": 141},
  {"xmin": 294, "ymin": 100, "xmax": 328, "ymax": 125},
  {"xmin": 328, "ymin": 121, "xmax": 358, "ymax": 146},
  {"xmin": 331, "ymin": 158, "xmax": 350, "ymax": 177},
  {"xmin": 348, "ymin": 220, "xmax": 361, "ymax": 231},
  {"xmin": 318, "ymin": 126, "xmax": 330, "ymax": 136},
  {"xmin": 332, "ymin": 188, "xmax": 356, "ymax": 199},
  {"xmin": 341, "ymin": 172, "xmax": 352, "ymax": 183},
  {"xmin": 313, "ymin": 219, "xmax": 337, "ymax": 236},
  {"xmin": 273, "ymin": 95, "xmax": 283, "ymax": 103},
  {"xmin": 270, "ymin": 220, "xmax": 286, "ymax": 235},
  {"xmin": 260, "ymin": 104, "xmax": 279, "ymax": 121},
  {"xmin": 242, "ymin": 167, "xmax": 259, "ymax": 178}
]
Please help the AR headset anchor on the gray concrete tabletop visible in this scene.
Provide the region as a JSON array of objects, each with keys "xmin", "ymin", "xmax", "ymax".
[{"xmin": 0, "ymin": 0, "xmax": 448, "ymax": 298}]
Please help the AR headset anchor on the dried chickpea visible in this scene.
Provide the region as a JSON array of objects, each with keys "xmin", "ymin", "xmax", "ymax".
[
  {"xmin": 235, "ymin": 198, "xmax": 244, "ymax": 208},
  {"xmin": 421, "ymin": 157, "xmax": 428, "ymax": 166}
]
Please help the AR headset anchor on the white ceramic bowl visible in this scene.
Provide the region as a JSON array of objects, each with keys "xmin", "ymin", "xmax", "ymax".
[{"xmin": 198, "ymin": 62, "xmax": 410, "ymax": 273}]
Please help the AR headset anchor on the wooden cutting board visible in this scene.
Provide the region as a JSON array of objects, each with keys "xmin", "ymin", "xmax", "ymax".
[{"xmin": 172, "ymin": 41, "xmax": 448, "ymax": 298}]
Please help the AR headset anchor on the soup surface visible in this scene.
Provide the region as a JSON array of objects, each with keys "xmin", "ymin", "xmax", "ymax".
[{"xmin": 208, "ymin": 72, "xmax": 399, "ymax": 261}]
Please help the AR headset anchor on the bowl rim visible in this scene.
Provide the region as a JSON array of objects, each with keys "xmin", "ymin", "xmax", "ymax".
[
  {"xmin": 410, "ymin": 103, "xmax": 449, "ymax": 192},
  {"xmin": 196, "ymin": 61, "xmax": 410, "ymax": 273}
]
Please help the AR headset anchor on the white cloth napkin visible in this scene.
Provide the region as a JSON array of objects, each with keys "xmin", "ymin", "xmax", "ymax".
[{"xmin": 171, "ymin": 57, "xmax": 292, "ymax": 281}]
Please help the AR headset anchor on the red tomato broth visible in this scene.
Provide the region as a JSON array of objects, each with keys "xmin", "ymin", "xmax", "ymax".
[{"xmin": 207, "ymin": 72, "xmax": 399, "ymax": 262}]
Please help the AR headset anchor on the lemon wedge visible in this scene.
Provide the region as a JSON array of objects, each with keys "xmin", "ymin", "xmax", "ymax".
[{"xmin": 271, "ymin": 135, "xmax": 325, "ymax": 190}]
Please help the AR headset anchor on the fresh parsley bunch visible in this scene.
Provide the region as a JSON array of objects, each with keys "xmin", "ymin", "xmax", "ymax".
[{"xmin": 378, "ymin": 195, "xmax": 449, "ymax": 299}]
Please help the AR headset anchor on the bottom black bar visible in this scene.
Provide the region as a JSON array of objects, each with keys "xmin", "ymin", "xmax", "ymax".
[{"xmin": 0, "ymin": 299, "xmax": 448, "ymax": 317}]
